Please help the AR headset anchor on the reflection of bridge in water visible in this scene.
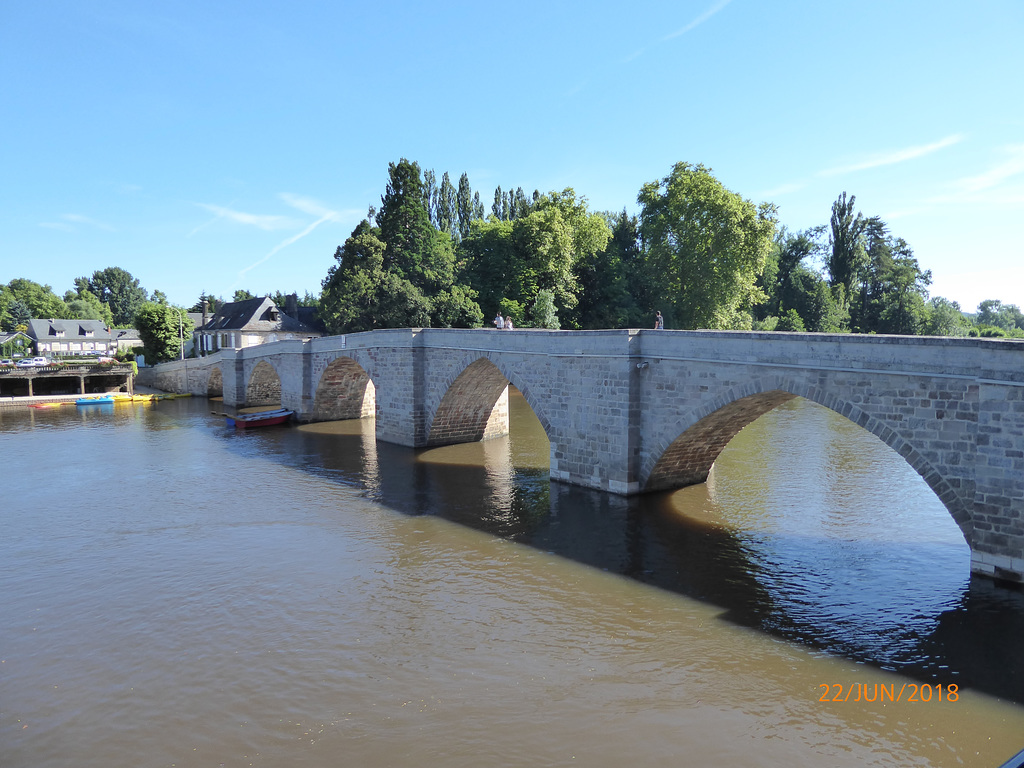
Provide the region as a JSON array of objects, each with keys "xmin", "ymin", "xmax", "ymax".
[{"xmin": 139, "ymin": 328, "xmax": 1024, "ymax": 583}]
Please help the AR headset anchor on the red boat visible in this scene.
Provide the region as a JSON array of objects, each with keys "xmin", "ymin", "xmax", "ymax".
[{"xmin": 224, "ymin": 408, "xmax": 294, "ymax": 429}]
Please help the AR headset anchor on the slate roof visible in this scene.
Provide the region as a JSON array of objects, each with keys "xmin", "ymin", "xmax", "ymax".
[
  {"xmin": 25, "ymin": 318, "xmax": 114, "ymax": 341},
  {"xmin": 0, "ymin": 331, "xmax": 32, "ymax": 345},
  {"xmin": 197, "ymin": 297, "xmax": 319, "ymax": 335}
]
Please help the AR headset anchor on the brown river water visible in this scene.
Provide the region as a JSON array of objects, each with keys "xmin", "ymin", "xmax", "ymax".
[{"xmin": 2, "ymin": 391, "xmax": 1024, "ymax": 767}]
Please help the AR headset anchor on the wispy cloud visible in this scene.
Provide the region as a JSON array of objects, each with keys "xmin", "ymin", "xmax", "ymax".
[
  {"xmin": 193, "ymin": 203, "xmax": 296, "ymax": 233},
  {"xmin": 233, "ymin": 213, "xmax": 339, "ymax": 284},
  {"xmin": 663, "ymin": 0, "xmax": 733, "ymax": 41},
  {"xmin": 954, "ymin": 144, "xmax": 1024, "ymax": 193},
  {"xmin": 229, "ymin": 196, "xmax": 353, "ymax": 289},
  {"xmin": 279, "ymin": 193, "xmax": 345, "ymax": 221},
  {"xmin": 39, "ymin": 213, "xmax": 115, "ymax": 232},
  {"xmin": 818, "ymin": 134, "xmax": 964, "ymax": 177},
  {"xmin": 621, "ymin": 0, "xmax": 732, "ymax": 64},
  {"xmin": 758, "ymin": 181, "xmax": 807, "ymax": 198},
  {"xmin": 62, "ymin": 213, "xmax": 115, "ymax": 231}
]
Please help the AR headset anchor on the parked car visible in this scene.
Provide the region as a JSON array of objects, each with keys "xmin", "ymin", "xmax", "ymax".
[
  {"xmin": 0, "ymin": 358, "xmax": 13, "ymax": 366},
  {"xmin": 16, "ymin": 357, "xmax": 51, "ymax": 367}
]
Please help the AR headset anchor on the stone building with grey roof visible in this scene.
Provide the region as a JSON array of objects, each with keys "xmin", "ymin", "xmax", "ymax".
[
  {"xmin": 194, "ymin": 295, "xmax": 322, "ymax": 355},
  {"xmin": 25, "ymin": 319, "xmax": 119, "ymax": 357}
]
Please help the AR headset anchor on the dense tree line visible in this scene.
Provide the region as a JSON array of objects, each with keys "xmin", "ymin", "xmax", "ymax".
[
  {"xmin": 4, "ymin": 160, "xmax": 1023, "ymax": 353},
  {"xmin": 318, "ymin": 158, "xmax": 1004, "ymax": 338}
]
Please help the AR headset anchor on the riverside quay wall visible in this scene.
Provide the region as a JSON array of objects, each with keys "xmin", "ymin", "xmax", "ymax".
[{"xmin": 138, "ymin": 329, "xmax": 1024, "ymax": 582}]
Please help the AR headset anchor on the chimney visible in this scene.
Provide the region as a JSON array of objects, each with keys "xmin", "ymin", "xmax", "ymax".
[
  {"xmin": 202, "ymin": 300, "xmax": 208, "ymax": 327},
  {"xmin": 286, "ymin": 293, "xmax": 298, "ymax": 317}
]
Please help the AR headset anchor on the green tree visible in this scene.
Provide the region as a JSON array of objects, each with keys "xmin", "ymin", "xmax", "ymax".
[
  {"xmin": 456, "ymin": 172, "xmax": 476, "ymax": 241},
  {"xmin": 827, "ymin": 192, "xmax": 867, "ymax": 316},
  {"xmin": 976, "ymin": 300, "xmax": 1024, "ymax": 331},
  {"xmin": 320, "ymin": 220, "xmax": 434, "ymax": 333},
  {"xmin": 606, "ymin": 210, "xmax": 656, "ymax": 328},
  {"xmin": 850, "ymin": 220, "xmax": 932, "ymax": 335},
  {"xmin": 785, "ymin": 265, "xmax": 847, "ymax": 332},
  {"xmin": 638, "ymin": 162, "xmax": 776, "ymax": 329},
  {"xmin": 528, "ymin": 289, "xmax": 560, "ymax": 329},
  {"xmin": 7, "ymin": 299, "xmax": 32, "ymax": 329},
  {"xmin": 134, "ymin": 302, "xmax": 193, "ymax": 363},
  {"xmin": 776, "ymin": 308, "xmax": 806, "ymax": 332},
  {"xmin": 570, "ymin": 210, "xmax": 638, "ymax": 329},
  {"xmin": 63, "ymin": 285, "xmax": 115, "ymax": 325},
  {"xmin": 436, "ymin": 172, "xmax": 458, "ymax": 240},
  {"xmin": 233, "ymin": 289, "xmax": 256, "ymax": 302},
  {"xmin": 4, "ymin": 278, "xmax": 70, "ymax": 321},
  {"xmin": 463, "ymin": 189, "xmax": 609, "ymax": 327},
  {"xmin": 86, "ymin": 267, "xmax": 148, "ymax": 326},
  {"xmin": 189, "ymin": 292, "xmax": 220, "ymax": 313},
  {"xmin": 924, "ymin": 297, "xmax": 971, "ymax": 337},
  {"xmin": 759, "ymin": 226, "xmax": 826, "ymax": 320}
]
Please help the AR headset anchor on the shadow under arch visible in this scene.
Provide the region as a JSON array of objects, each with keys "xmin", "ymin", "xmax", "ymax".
[
  {"xmin": 644, "ymin": 378, "xmax": 973, "ymax": 545},
  {"xmin": 207, "ymin": 366, "xmax": 223, "ymax": 397},
  {"xmin": 312, "ymin": 356, "xmax": 376, "ymax": 421},
  {"xmin": 245, "ymin": 360, "xmax": 282, "ymax": 407},
  {"xmin": 427, "ymin": 356, "xmax": 552, "ymax": 447}
]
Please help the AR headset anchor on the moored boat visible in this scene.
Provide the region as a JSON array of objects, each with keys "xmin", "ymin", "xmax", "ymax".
[
  {"xmin": 224, "ymin": 408, "xmax": 294, "ymax": 429},
  {"xmin": 76, "ymin": 395, "xmax": 116, "ymax": 406}
]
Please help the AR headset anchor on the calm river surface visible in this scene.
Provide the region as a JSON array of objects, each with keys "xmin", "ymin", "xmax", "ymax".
[{"xmin": 3, "ymin": 392, "xmax": 1024, "ymax": 767}]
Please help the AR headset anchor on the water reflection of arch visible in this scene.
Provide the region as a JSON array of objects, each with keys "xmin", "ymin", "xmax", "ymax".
[
  {"xmin": 427, "ymin": 356, "xmax": 552, "ymax": 447},
  {"xmin": 643, "ymin": 377, "xmax": 972, "ymax": 542},
  {"xmin": 245, "ymin": 360, "xmax": 282, "ymax": 407},
  {"xmin": 312, "ymin": 357, "xmax": 376, "ymax": 421},
  {"xmin": 206, "ymin": 366, "xmax": 223, "ymax": 397}
]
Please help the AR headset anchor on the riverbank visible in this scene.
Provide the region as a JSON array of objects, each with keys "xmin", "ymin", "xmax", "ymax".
[{"xmin": 0, "ymin": 386, "xmax": 178, "ymax": 410}]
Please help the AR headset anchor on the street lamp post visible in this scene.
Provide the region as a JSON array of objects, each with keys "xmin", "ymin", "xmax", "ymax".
[
  {"xmin": 174, "ymin": 307, "xmax": 188, "ymax": 393},
  {"xmin": 175, "ymin": 308, "xmax": 184, "ymax": 361}
]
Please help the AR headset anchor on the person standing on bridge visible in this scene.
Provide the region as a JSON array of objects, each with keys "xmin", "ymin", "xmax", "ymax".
[
  {"xmin": 493, "ymin": 312, "xmax": 504, "ymax": 330},
  {"xmin": 505, "ymin": 316, "xmax": 514, "ymax": 330},
  {"xmin": 654, "ymin": 311, "xmax": 664, "ymax": 329}
]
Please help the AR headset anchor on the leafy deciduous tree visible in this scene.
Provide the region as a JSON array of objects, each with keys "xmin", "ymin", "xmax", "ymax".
[
  {"xmin": 86, "ymin": 267, "xmax": 148, "ymax": 326},
  {"xmin": 638, "ymin": 162, "xmax": 776, "ymax": 329},
  {"xmin": 134, "ymin": 302, "xmax": 193, "ymax": 363}
]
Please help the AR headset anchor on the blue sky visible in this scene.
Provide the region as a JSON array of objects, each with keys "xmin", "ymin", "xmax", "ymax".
[{"xmin": 2, "ymin": 0, "xmax": 1022, "ymax": 313}]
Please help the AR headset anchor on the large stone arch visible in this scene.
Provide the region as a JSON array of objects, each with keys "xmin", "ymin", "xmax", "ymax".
[
  {"xmin": 645, "ymin": 389, "xmax": 798, "ymax": 491},
  {"xmin": 207, "ymin": 366, "xmax": 223, "ymax": 397},
  {"xmin": 245, "ymin": 360, "xmax": 282, "ymax": 407},
  {"xmin": 643, "ymin": 376, "xmax": 973, "ymax": 542},
  {"xmin": 312, "ymin": 357, "xmax": 376, "ymax": 421},
  {"xmin": 426, "ymin": 356, "xmax": 552, "ymax": 447}
]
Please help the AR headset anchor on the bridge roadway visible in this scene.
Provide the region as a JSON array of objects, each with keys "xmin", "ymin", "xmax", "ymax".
[{"xmin": 140, "ymin": 328, "xmax": 1024, "ymax": 583}]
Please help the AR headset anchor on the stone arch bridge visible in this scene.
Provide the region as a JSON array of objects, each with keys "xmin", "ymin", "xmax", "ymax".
[{"xmin": 140, "ymin": 328, "xmax": 1024, "ymax": 582}]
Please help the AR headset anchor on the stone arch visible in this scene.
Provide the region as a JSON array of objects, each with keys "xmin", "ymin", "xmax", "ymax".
[
  {"xmin": 646, "ymin": 389, "xmax": 798, "ymax": 491},
  {"xmin": 427, "ymin": 358, "xmax": 510, "ymax": 446},
  {"xmin": 207, "ymin": 366, "xmax": 223, "ymax": 397},
  {"xmin": 643, "ymin": 376, "xmax": 972, "ymax": 542},
  {"xmin": 245, "ymin": 360, "xmax": 281, "ymax": 407},
  {"xmin": 426, "ymin": 356, "xmax": 552, "ymax": 447},
  {"xmin": 313, "ymin": 357, "xmax": 376, "ymax": 421}
]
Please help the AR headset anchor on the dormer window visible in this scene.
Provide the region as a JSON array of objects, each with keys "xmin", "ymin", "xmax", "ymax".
[{"xmin": 269, "ymin": 309, "xmax": 279, "ymax": 321}]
